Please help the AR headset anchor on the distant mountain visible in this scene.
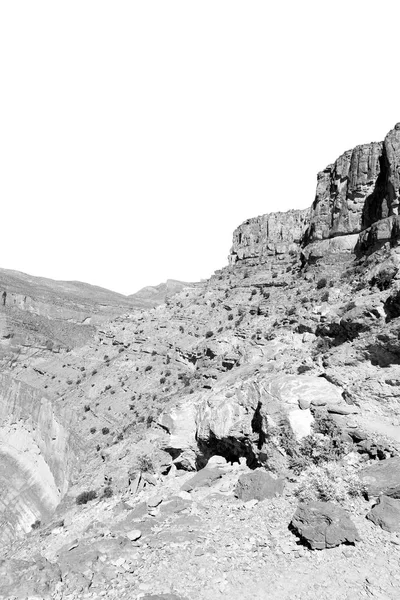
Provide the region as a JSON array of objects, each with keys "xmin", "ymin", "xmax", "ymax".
[{"xmin": 129, "ymin": 278, "xmax": 192, "ymax": 308}]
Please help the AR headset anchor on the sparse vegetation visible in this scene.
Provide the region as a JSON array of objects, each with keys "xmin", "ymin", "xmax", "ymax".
[
  {"xmin": 295, "ymin": 463, "xmax": 365, "ymax": 503},
  {"xmin": 76, "ymin": 490, "xmax": 97, "ymax": 505}
]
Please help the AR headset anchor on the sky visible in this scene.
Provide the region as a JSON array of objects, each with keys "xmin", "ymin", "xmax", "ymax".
[{"xmin": 1, "ymin": 1, "xmax": 400, "ymax": 295}]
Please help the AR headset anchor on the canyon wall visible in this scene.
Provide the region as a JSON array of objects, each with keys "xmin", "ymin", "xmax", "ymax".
[{"xmin": 0, "ymin": 376, "xmax": 77, "ymax": 545}]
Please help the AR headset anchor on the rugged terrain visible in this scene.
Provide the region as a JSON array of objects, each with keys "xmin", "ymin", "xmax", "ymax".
[{"xmin": 1, "ymin": 125, "xmax": 400, "ymax": 599}]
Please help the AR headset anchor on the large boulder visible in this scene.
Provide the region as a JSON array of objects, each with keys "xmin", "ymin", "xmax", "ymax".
[
  {"xmin": 290, "ymin": 501, "xmax": 360, "ymax": 550},
  {"xmin": 234, "ymin": 469, "xmax": 284, "ymax": 501},
  {"xmin": 360, "ymin": 457, "xmax": 400, "ymax": 498},
  {"xmin": 366, "ymin": 495, "xmax": 400, "ymax": 532}
]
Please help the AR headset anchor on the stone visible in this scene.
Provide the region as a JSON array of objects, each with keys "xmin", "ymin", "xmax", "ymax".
[
  {"xmin": 206, "ymin": 455, "xmax": 228, "ymax": 467},
  {"xmin": 360, "ymin": 457, "xmax": 400, "ymax": 498},
  {"xmin": 366, "ymin": 495, "xmax": 400, "ymax": 532},
  {"xmin": 327, "ymin": 404, "xmax": 359, "ymax": 415},
  {"xmin": 147, "ymin": 495, "xmax": 163, "ymax": 508},
  {"xmin": 126, "ymin": 529, "xmax": 142, "ymax": 541},
  {"xmin": 298, "ymin": 398, "xmax": 311, "ymax": 410},
  {"xmin": 234, "ymin": 469, "xmax": 284, "ymax": 501},
  {"xmin": 290, "ymin": 501, "xmax": 360, "ymax": 550},
  {"xmin": 181, "ymin": 467, "xmax": 223, "ymax": 492}
]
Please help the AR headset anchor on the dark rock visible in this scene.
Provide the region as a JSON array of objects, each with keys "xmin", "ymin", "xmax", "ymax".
[
  {"xmin": 234, "ymin": 469, "xmax": 284, "ymax": 501},
  {"xmin": 360, "ymin": 457, "xmax": 400, "ymax": 498},
  {"xmin": 290, "ymin": 501, "xmax": 360, "ymax": 550},
  {"xmin": 366, "ymin": 495, "xmax": 400, "ymax": 532}
]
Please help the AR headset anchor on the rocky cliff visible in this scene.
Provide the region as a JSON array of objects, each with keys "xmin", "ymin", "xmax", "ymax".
[{"xmin": 229, "ymin": 123, "xmax": 400, "ymax": 267}]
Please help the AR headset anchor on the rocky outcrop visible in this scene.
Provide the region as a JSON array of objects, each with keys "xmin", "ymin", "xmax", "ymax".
[
  {"xmin": 229, "ymin": 124, "xmax": 400, "ymax": 266},
  {"xmin": 159, "ymin": 369, "xmax": 348, "ymax": 469},
  {"xmin": 229, "ymin": 209, "xmax": 310, "ymax": 265},
  {"xmin": 305, "ymin": 142, "xmax": 384, "ymax": 243}
]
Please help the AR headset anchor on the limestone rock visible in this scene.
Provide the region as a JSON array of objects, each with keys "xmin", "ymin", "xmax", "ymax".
[
  {"xmin": 229, "ymin": 209, "xmax": 309, "ymax": 265},
  {"xmin": 290, "ymin": 501, "xmax": 360, "ymax": 549},
  {"xmin": 360, "ymin": 457, "xmax": 400, "ymax": 498},
  {"xmin": 366, "ymin": 495, "xmax": 400, "ymax": 532},
  {"xmin": 234, "ymin": 469, "xmax": 284, "ymax": 501},
  {"xmin": 126, "ymin": 529, "xmax": 142, "ymax": 541},
  {"xmin": 304, "ymin": 142, "xmax": 383, "ymax": 244},
  {"xmin": 181, "ymin": 467, "xmax": 223, "ymax": 492}
]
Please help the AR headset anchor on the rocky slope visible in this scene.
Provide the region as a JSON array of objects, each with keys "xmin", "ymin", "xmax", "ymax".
[{"xmin": 1, "ymin": 125, "xmax": 400, "ymax": 599}]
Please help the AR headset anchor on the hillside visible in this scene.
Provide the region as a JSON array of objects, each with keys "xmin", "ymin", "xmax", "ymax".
[{"xmin": 1, "ymin": 125, "xmax": 400, "ymax": 599}]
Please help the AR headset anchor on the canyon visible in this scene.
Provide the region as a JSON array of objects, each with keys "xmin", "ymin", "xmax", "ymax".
[{"xmin": 1, "ymin": 124, "xmax": 400, "ymax": 599}]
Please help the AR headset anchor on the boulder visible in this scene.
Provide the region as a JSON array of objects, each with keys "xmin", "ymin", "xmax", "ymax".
[
  {"xmin": 360, "ymin": 457, "xmax": 400, "ymax": 498},
  {"xmin": 366, "ymin": 495, "xmax": 400, "ymax": 532},
  {"xmin": 234, "ymin": 469, "xmax": 284, "ymax": 501},
  {"xmin": 290, "ymin": 501, "xmax": 360, "ymax": 550},
  {"xmin": 181, "ymin": 467, "xmax": 223, "ymax": 492}
]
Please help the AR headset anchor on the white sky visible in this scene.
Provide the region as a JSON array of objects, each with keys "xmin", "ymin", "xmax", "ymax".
[{"xmin": 1, "ymin": 1, "xmax": 399, "ymax": 295}]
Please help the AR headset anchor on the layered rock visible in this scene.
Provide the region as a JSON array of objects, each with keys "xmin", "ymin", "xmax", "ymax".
[
  {"xmin": 0, "ymin": 375, "xmax": 76, "ymax": 545},
  {"xmin": 229, "ymin": 123, "xmax": 400, "ymax": 266},
  {"xmin": 229, "ymin": 209, "xmax": 309, "ymax": 265}
]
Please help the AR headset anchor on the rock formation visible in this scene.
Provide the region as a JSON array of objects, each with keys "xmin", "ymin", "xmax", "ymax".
[
  {"xmin": 1, "ymin": 124, "xmax": 400, "ymax": 598},
  {"xmin": 229, "ymin": 123, "xmax": 400, "ymax": 267}
]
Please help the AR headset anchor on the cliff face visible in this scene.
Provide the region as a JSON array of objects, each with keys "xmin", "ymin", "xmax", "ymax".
[
  {"xmin": 229, "ymin": 123, "xmax": 400, "ymax": 265},
  {"xmin": 0, "ymin": 375, "xmax": 76, "ymax": 546},
  {"xmin": 228, "ymin": 209, "xmax": 310, "ymax": 265}
]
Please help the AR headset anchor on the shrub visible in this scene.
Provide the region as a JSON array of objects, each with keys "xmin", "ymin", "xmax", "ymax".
[
  {"xmin": 90, "ymin": 427, "xmax": 96, "ymax": 434},
  {"xmin": 370, "ymin": 268, "xmax": 397, "ymax": 291},
  {"xmin": 145, "ymin": 365, "xmax": 152, "ymax": 372},
  {"xmin": 160, "ymin": 377, "xmax": 166, "ymax": 384},
  {"xmin": 102, "ymin": 427, "xmax": 110, "ymax": 435},
  {"xmin": 136, "ymin": 453, "xmax": 154, "ymax": 473},
  {"xmin": 92, "ymin": 369, "xmax": 97, "ymax": 376},
  {"xmin": 316, "ymin": 277, "xmax": 327, "ymax": 289},
  {"xmin": 251, "ymin": 289, "xmax": 257, "ymax": 296},
  {"xmin": 102, "ymin": 486, "xmax": 113, "ymax": 499},
  {"xmin": 84, "ymin": 404, "xmax": 90, "ymax": 412},
  {"xmin": 76, "ymin": 490, "xmax": 97, "ymax": 505},
  {"xmin": 205, "ymin": 331, "xmax": 214, "ymax": 338},
  {"xmin": 228, "ymin": 314, "xmax": 234, "ymax": 321},
  {"xmin": 31, "ymin": 519, "xmax": 41, "ymax": 530},
  {"xmin": 295, "ymin": 463, "xmax": 365, "ymax": 503}
]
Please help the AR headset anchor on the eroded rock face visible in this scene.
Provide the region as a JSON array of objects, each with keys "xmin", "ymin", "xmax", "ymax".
[
  {"xmin": 229, "ymin": 209, "xmax": 310, "ymax": 265},
  {"xmin": 305, "ymin": 142, "xmax": 384, "ymax": 244},
  {"xmin": 0, "ymin": 375, "xmax": 76, "ymax": 545},
  {"xmin": 229, "ymin": 124, "xmax": 400, "ymax": 266}
]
